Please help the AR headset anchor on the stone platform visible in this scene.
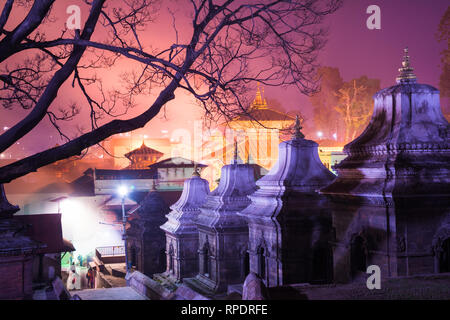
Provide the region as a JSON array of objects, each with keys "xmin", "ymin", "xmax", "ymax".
[{"xmin": 74, "ymin": 287, "xmax": 148, "ymax": 300}]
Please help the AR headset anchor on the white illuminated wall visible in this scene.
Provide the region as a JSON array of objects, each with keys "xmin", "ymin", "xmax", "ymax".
[{"xmin": 60, "ymin": 196, "xmax": 123, "ymax": 257}]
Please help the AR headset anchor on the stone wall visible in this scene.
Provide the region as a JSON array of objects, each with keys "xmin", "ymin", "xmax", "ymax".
[{"xmin": 0, "ymin": 254, "xmax": 34, "ymax": 299}]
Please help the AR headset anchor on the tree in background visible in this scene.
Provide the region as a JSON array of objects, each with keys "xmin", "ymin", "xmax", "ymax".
[
  {"xmin": 310, "ymin": 67, "xmax": 379, "ymax": 144},
  {"xmin": 310, "ymin": 66, "xmax": 343, "ymax": 141},
  {"xmin": 436, "ymin": 6, "xmax": 450, "ymax": 120},
  {"xmin": 335, "ymin": 76, "xmax": 379, "ymax": 142}
]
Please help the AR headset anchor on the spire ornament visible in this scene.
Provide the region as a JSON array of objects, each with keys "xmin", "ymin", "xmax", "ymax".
[
  {"xmin": 292, "ymin": 115, "xmax": 305, "ymax": 140},
  {"xmin": 231, "ymin": 138, "xmax": 239, "ymax": 164},
  {"xmin": 396, "ymin": 47, "xmax": 417, "ymax": 84},
  {"xmin": 192, "ymin": 164, "xmax": 201, "ymax": 177},
  {"xmin": 252, "ymin": 82, "xmax": 268, "ymax": 109}
]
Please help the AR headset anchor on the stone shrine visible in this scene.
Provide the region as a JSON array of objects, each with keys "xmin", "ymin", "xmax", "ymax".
[
  {"xmin": 321, "ymin": 48, "xmax": 450, "ymax": 282},
  {"xmin": 191, "ymin": 144, "xmax": 257, "ymax": 294},
  {"xmin": 126, "ymin": 189, "xmax": 170, "ymax": 277},
  {"xmin": 239, "ymin": 116, "xmax": 336, "ymax": 286},
  {"xmin": 159, "ymin": 167, "xmax": 210, "ymax": 282}
]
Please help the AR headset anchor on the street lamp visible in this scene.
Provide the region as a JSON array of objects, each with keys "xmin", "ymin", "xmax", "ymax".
[
  {"xmin": 117, "ymin": 185, "xmax": 130, "ymax": 274},
  {"xmin": 317, "ymin": 131, "xmax": 323, "ymax": 139}
]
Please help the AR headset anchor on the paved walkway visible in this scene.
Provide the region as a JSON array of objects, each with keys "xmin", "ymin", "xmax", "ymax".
[
  {"xmin": 74, "ymin": 287, "xmax": 148, "ymax": 300},
  {"xmin": 282, "ymin": 275, "xmax": 450, "ymax": 300}
]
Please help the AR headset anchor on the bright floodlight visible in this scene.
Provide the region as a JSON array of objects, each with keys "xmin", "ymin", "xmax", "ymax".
[
  {"xmin": 118, "ymin": 185, "xmax": 129, "ymax": 197},
  {"xmin": 317, "ymin": 131, "xmax": 323, "ymax": 138},
  {"xmin": 333, "ymin": 133, "xmax": 337, "ymax": 140}
]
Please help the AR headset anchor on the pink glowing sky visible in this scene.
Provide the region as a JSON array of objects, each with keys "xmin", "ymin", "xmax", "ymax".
[{"xmin": 0, "ymin": 0, "xmax": 448, "ymax": 157}]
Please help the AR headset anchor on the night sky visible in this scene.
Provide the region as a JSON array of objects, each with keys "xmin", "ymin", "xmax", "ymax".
[{"xmin": 0, "ymin": 0, "xmax": 448, "ymax": 157}]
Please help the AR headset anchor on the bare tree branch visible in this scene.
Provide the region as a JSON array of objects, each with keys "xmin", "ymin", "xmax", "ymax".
[{"xmin": 0, "ymin": 0, "xmax": 342, "ymax": 183}]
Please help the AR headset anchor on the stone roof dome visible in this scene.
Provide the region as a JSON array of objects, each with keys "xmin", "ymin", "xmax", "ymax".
[
  {"xmin": 344, "ymin": 48, "xmax": 448, "ymax": 156},
  {"xmin": 160, "ymin": 173, "xmax": 210, "ymax": 235},
  {"xmin": 321, "ymin": 48, "xmax": 450, "ymax": 197}
]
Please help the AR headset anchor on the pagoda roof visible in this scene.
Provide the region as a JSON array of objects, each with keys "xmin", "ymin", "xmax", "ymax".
[
  {"xmin": 232, "ymin": 107, "xmax": 296, "ymax": 123},
  {"xmin": 124, "ymin": 142, "xmax": 164, "ymax": 159},
  {"xmin": 229, "ymin": 84, "xmax": 295, "ymax": 124}
]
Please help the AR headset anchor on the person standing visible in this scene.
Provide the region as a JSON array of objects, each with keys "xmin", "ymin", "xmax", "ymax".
[
  {"xmin": 92, "ymin": 266, "xmax": 97, "ymax": 289},
  {"xmin": 67, "ymin": 264, "xmax": 78, "ymax": 290},
  {"xmin": 86, "ymin": 267, "xmax": 94, "ymax": 289}
]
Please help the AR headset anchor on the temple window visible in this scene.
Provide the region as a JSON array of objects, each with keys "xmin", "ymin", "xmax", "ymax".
[{"xmin": 257, "ymin": 246, "xmax": 266, "ymax": 279}]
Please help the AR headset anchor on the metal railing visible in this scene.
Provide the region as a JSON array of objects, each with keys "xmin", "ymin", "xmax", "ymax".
[{"xmin": 96, "ymin": 245, "xmax": 125, "ymax": 258}]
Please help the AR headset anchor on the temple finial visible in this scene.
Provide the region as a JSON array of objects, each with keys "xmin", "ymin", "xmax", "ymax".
[
  {"xmin": 396, "ymin": 47, "xmax": 417, "ymax": 84},
  {"xmin": 192, "ymin": 163, "xmax": 200, "ymax": 177},
  {"xmin": 292, "ymin": 115, "xmax": 305, "ymax": 140},
  {"xmin": 231, "ymin": 138, "xmax": 239, "ymax": 164},
  {"xmin": 253, "ymin": 82, "xmax": 268, "ymax": 109}
]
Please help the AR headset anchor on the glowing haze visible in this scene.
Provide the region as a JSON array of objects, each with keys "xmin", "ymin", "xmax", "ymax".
[{"xmin": 0, "ymin": 0, "xmax": 447, "ymax": 159}]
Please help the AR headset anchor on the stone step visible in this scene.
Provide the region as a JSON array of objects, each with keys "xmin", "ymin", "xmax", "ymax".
[
  {"xmin": 182, "ymin": 277, "xmax": 220, "ymax": 299},
  {"xmin": 152, "ymin": 273, "xmax": 179, "ymax": 291},
  {"xmin": 111, "ymin": 267, "xmax": 126, "ymax": 278}
]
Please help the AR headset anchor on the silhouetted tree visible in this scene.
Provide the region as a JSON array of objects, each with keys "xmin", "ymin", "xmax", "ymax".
[
  {"xmin": 0, "ymin": 0, "xmax": 342, "ymax": 184},
  {"xmin": 335, "ymin": 76, "xmax": 380, "ymax": 142}
]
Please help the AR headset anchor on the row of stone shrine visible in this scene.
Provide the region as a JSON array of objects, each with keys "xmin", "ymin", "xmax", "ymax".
[{"xmin": 125, "ymin": 49, "xmax": 450, "ymax": 295}]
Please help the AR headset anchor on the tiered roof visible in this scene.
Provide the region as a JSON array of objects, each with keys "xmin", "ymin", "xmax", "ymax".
[{"xmin": 124, "ymin": 142, "xmax": 164, "ymax": 160}]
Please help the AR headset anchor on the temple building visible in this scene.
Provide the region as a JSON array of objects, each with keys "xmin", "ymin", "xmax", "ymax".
[
  {"xmin": 159, "ymin": 167, "xmax": 210, "ymax": 283},
  {"xmin": 187, "ymin": 145, "xmax": 257, "ymax": 294},
  {"xmin": 105, "ymin": 135, "xmax": 172, "ymax": 169},
  {"xmin": 226, "ymin": 84, "xmax": 296, "ymax": 170},
  {"xmin": 124, "ymin": 141, "xmax": 164, "ymax": 169},
  {"xmin": 126, "ymin": 190, "xmax": 170, "ymax": 277},
  {"xmin": 239, "ymin": 116, "xmax": 336, "ymax": 287},
  {"xmin": 321, "ymin": 48, "xmax": 450, "ymax": 282},
  {"xmin": 199, "ymin": 85, "xmax": 296, "ymax": 189}
]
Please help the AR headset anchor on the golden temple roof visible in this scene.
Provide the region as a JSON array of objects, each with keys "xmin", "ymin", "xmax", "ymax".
[
  {"xmin": 252, "ymin": 83, "xmax": 268, "ymax": 109},
  {"xmin": 230, "ymin": 84, "xmax": 295, "ymax": 124},
  {"xmin": 124, "ymin": 141, "xmax": 164, "ymax": 159}
]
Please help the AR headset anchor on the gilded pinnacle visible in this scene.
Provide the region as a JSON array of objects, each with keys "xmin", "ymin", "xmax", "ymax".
[{"xmin": 252, "ymin": 82, "xmax": 268, "ymax": 109}]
